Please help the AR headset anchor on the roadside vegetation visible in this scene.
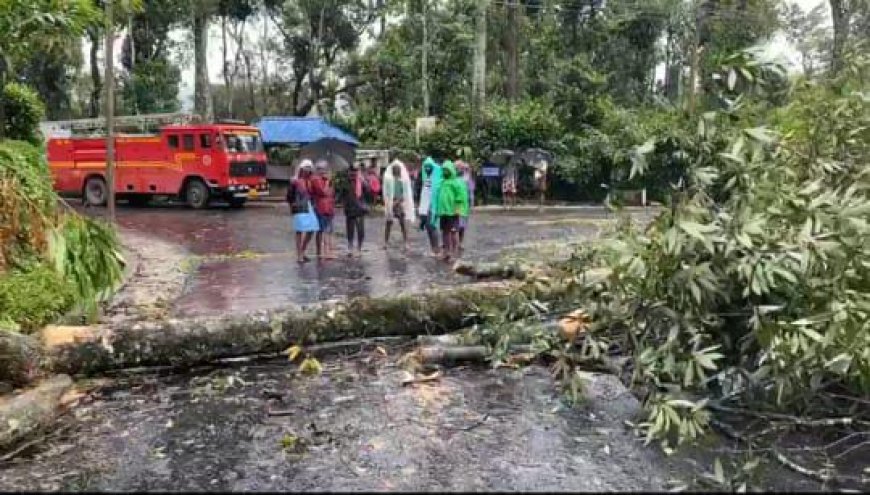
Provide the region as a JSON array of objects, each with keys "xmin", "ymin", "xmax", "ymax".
[{"xmin": 0, "ymin": 3, "xmax": 123, "ymax": 333}]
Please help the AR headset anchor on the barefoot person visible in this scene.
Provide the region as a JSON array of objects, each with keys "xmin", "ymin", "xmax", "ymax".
[
  {"xmin": 382, "ymin": 159, "xmax": 415, "ymax": 251},
  {"xmin": 502, "ymin": 163, "xmax": 518, "ymax": 209},
  {"xmin": 287, "ymin": 160, "xmax": 319, "ymax": 263},
  {"xmin": 343, "ymin": 164, "xmax": 373, "ymax": 257},
  {"xmin": 436, "ymin": 161, "xmax": 469, "ymax": 260},
  {"xmin": 417, "ymin": 156, "xmax": 442, "ymax": 256},
  {"xmin": 310, "ymin": 160, "xmax": 336, "ymax": 259},
  {"xmin": 455, "ymin": 160, "xmax": 475, "ymax": 251}
]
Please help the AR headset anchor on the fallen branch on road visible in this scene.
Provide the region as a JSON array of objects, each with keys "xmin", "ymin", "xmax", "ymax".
[{"xmin": 39, "ymin": 272, "xmax": 605, "ymax": 377}]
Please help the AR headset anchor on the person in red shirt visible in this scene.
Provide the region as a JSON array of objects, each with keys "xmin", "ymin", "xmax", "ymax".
[
  {"xmin": 366, "ymin": 165, "xmax": 382, "ymax": 205},
  {"xmin": 310, "ymin": 160, "xmax": 337, "ymax": 259}
]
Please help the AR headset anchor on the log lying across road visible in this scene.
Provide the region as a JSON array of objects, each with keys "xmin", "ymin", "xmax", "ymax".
[{"xmin": 44, "ymin": 272, "xmax": 608, "ymax": 377}]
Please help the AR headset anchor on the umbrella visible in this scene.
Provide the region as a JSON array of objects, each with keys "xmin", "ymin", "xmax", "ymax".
[
  {"xmin": 513, "ymin": 148, "xmax": 554, "ymax": 170},
  {"xmin": 489, "ymin": 149, "xmax": 515, "ymax": 166},
  {"xmin": 296, "ymin": 138, "xmax": 356, "ymax": 173}
]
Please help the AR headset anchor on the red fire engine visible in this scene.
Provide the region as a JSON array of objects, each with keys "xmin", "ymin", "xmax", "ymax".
[{"xmin": 46, "ymin": 118, "xmax": 269, "ymax": 209}]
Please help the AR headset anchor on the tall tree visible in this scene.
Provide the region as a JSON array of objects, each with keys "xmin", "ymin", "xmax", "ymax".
[
  {"xmin": 264, "ymin": 0, "xmax": 376, "ymax": 116},
  {"xmin": 192, "ymin": 0, "xmax": 216, "ymax": 121},
  {"xmin": 120, "ymin": 0, "xmax": 185, "ymax": 114},
  {"xmin": 0, "ymin": 0, "xmax": 98, "ymax": 135},
  {"xmin": 504, "ymin": 0, "xmax": 521, "ymax": 101},
  {"xmin": 472, "ymin": 0, "xmax": 488, "ymax": 124}
]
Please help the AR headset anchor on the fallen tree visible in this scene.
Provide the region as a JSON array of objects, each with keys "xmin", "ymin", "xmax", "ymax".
[
  {"xmin": 0, "ymin": 374, "xmax": 72, "ymax": 451},
  {"xmin": 40, "ymin": 274, "xmax": 605, "ymax": 377},
  {"xmin": 0, "ymin": 330, "xmax": 42, "ymax": 387}
]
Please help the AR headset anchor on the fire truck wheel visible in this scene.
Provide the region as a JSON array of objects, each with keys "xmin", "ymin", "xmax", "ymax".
[
  {"xmin": 185, "ymin": 179, "xmax": 210, "ymax": 209},
  {"xmin": 84, "ymin": 176, "xmax": 108, "ymax": 206}
]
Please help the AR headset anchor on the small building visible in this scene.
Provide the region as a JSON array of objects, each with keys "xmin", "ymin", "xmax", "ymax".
[{"xmin": 255, "ymin": 116, "xmax": 360, "ymax": 197}]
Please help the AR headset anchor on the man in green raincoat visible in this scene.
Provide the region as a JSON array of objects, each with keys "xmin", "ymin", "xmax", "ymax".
[
  {"xmin": 436, "ymin": 160, "xmax": 469, "ymax": 260},
  {"xmin": 417, "ymin": 156, "xmax": 443, "ymax": 255}
]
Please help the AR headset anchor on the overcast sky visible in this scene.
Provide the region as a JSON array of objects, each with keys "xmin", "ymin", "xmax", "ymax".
[{"xmin": 82, "ymin": 0, "xmax": 827, "ymax": 113}]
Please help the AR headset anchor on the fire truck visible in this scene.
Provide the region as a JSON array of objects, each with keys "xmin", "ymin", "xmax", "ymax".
[{"xmin": 45, "ymin": 114, "xmax": 269, "ymax": 209}]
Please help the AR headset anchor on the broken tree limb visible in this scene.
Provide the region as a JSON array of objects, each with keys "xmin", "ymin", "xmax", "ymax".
[
  {"xmin": 415, "ymin": 344, "xmax": 535, "ymax": 364},
  {"xmin": 0, "ymin": 374, "xmax": 72, "ymax": 452},
  {"xmin": 453, "ymin": 260, "xmax": 528, "ymax": 280},
  {"xmin": 43, "ymin": 274, "xmax": 607, "ymax": 377},
  {"xmin": 0, "ymin": 331, "xmax": 43, "ymax": 388}
]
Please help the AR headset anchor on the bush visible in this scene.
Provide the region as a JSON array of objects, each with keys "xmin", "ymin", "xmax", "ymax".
[
  {"xmin": 576, "ymin": 51, "xmax": 870, "ymax": 449},
  {"xmin": 0, "ymin": 140, "xmax": 124, "ymax": 326},
  {"xmin": 2, "ymin": 83, "xmax": 46, "ymax": 144},
  {"xmin": 0, "ymin": 140, "xmax": 56, "ymax": 270},
  {"xmin": 0, "ymin": 263, "xmax": 75, "ymax": 332}
]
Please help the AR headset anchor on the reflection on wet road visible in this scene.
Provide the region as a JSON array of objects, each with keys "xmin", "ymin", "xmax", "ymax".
[{"xmin": 79, "ymin": 203, "xmax": 653, "ymax": 316}]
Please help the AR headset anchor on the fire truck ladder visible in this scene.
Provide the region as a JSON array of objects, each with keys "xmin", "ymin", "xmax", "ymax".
[{"xmin": 40, "ymin": 113, "xmax": 202, "ymax": 138}]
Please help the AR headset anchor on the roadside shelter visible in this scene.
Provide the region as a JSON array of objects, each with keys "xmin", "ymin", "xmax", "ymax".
[{"xmin": 255, "ymin": 116, "xmax": 360, "ymax": 196}]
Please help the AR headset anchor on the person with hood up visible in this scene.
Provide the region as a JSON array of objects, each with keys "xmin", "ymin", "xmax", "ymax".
[
  {"xmin": 417, "ymin": 156, "xmax": 442, "ymax": 256},
  {"xmin": 435, "ymin": 160, "xmax": 469, "ymax": 260},
  {"xmin": 382, "ymin": 159, "xmax": 415, "ymax": 251},
  {"xmin": 343, "ymin": 164, "xmax": 374, "ymax": 257},
  {"xmin": 287, "ymin": 160, "xmax": 320, "ymax": 263},
  {"xmin": 455, "ymin": 160, "xmax": 475, "ymax": 251}
]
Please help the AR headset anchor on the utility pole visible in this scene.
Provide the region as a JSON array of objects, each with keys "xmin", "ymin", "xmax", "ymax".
[
  {"xmin": 104, "ymin": 0, "xmax": 116, "ymax": 221},
  {"xmin": 422, "ymin": 0, "xmax": 430, "ymax": 116}
]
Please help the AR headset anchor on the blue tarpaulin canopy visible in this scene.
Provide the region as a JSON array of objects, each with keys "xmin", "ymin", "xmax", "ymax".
[{"xmin": 256, "ymin": 116, "xmax": 359, "ymax": 147}]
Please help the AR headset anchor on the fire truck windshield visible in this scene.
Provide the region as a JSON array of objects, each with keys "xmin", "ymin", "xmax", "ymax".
[{"xmin": 222, "ymin": 133, "xmax": 263, "ymax": 153}]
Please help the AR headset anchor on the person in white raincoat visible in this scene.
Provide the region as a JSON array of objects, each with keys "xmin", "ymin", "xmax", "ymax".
[{"xmin": 382, "ymin": 159, "xmax": 415, "ymax": 251}]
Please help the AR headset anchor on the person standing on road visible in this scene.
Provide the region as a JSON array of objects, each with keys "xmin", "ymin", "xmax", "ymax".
[
  {"xmin": 343, "ymin": 164, "xmax": 374, "ymax": 257},
  {"xmin": 382, "ymin": 159, "xmax": 415, "ymax": 251},
  {"xmin": 288, "ymin": 160, "xmax": 319, "ymax": 263},
  {"xmin": 455, "ymin": 160, "xmax": 475, "ymax": 252},
  {"xmin": 417, "ymin": 156, "xmax": 442, "ymax": 256},
  {"xmin": 502, "ymin": 163, "xmax": 518, "ymax": 209},
  {"xmin": 436, "ymin": 161, "xmax": 469, "ymax": 261},
  {"xmin": 310, "ymin": 160, "xmax": 336, "ymax": 260}
]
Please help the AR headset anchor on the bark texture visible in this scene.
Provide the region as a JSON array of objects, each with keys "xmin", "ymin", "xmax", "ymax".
[
  {"xmin": 46, "ymin": 279, "xmax": 585, "ymax": 376},
  {"xmin": 453, "ymin": 260, "xmax": 528, "ymax": 280},
  {"xmin": 0, "ymin": 374, "xmax": 72, "ymax": 451},
  {"xmin": 0, "ymin": 331, "xmax": 43, "ymax": 387}
]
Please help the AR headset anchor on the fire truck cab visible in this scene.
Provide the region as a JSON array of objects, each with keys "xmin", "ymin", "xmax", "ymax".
[{"xmin": 47, "ymin": 121, "xmax": 269, "ymax": 209}]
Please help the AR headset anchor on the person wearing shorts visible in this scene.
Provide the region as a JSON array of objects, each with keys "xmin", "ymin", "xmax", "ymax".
[{"xmin": 287, "ymin": 161, "xmax": 319, "ymax": 263}]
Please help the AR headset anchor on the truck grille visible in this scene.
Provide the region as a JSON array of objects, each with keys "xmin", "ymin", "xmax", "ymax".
[{"xmin": 229, "ymin": 161, "xmax": 266, "ymax": 177}]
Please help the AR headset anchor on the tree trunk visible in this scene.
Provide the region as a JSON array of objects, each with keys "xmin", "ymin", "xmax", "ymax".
[
  {"xmin": 504, "ymin": 1, "xmax": 520, "ymax": 102},
  {"xmin": 43, "ymin": 277, "xmax": 595, "ymax": 377},
  {"xmin": 0, "ymin": 375, "xmax": 72, "ymax": 451},
  {"xmin": 829, "ymin": 0, "xmax": 850, "ymax": 74},
  {"xmin": 88, "ymin": 29, "xmax": 102, "ymax": 118},
  {"xmin": 0, "ymin": 331, "xmax": 42, "ymax": 388},
  {"xmin": 472, "ymin": 0, "xmax": 488, "ymax": 122},
  {"xmin": 421, "ymin": 0, "xmax": 430, "ymax": 116},
  {"xmin": 452, "ymin": 260, "xmax": 528, "ymax": 280},
  {"xmin": 221, "ymin": 15, "xmax": 231, "ymax": 119},
  {"xmin": 0, "ymin": 65, "xmax": 7, "ymax": 139},
  {"xmin": 193, "ymin": 11, "xmax": 213, "ymax": 122}
]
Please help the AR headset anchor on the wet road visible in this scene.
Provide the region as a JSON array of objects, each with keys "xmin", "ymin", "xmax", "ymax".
[
  {"xmin": 0, "ymin": 351, "xmax": 682, "ymax": 492},
  {"xmin": 80, "ymin": 203, "xmax": 654, "ymax": 317}
]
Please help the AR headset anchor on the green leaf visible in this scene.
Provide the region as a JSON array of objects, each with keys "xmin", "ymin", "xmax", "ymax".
[
  {"xmin": 713, "ymin": 458, "xmax": 725, "ymax": 484},
  {"xmin": 743, "ymin": 127, "xmax": 776, "ymax": 144},
  {"xmin": 825, "ymin": 354, "xmax": 852, "ymax": 374}
]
